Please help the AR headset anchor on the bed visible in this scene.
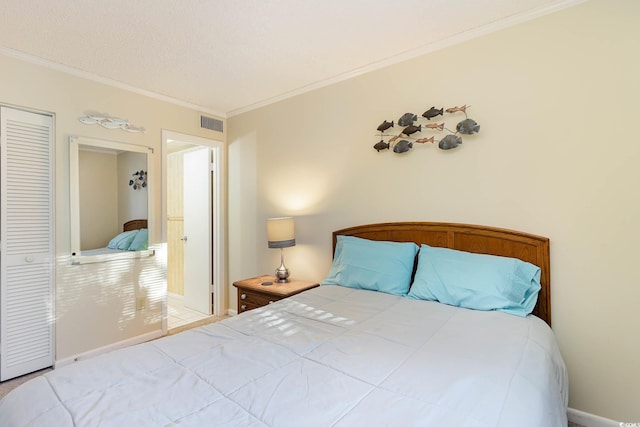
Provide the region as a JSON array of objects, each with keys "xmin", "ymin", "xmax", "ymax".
[
  {"xmin": 0, "ymin": 222, "xmax": 567, "ymax": 426},
  {"xmin": 73, "ymin": 219, "xmax": 149, "ymax": 257}
]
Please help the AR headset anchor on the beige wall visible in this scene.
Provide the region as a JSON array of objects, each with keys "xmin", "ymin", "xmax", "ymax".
[
  {"xmin": 228, "ymin": 0, "xmax": 640, "ymax": 420},
  {"xmin": 0, "ymin": 52, "xmax": 224, "ymax": 361},
  {"xmin": 79, "ymin": 150, "xmax": 118, "ymax": 249}
]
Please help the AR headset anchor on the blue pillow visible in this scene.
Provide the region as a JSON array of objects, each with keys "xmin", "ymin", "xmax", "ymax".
[
  {"xmin": 407, "ymin": 245, "xmax": 541, "ymax": 317},
  {"xmin": 321, "ymin": 235, "xmax": 418, "ymax": 296},
  {"xmin": 128, "ymin": 228, "xmax": 148, "ymax": 251},
  {"xmin": 107, "ymin": 230, "xmax": 139, "ymax": 250}
]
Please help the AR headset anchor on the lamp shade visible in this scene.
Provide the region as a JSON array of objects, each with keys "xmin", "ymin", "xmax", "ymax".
[{"xmin": 267, "ymin": 217, "xmax": 295, "ymax": 248}]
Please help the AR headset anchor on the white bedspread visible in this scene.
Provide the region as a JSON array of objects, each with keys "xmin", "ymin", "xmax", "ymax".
[{"xmin": 0, "ymin": 285, "xmax": 568, "ymax": 426}]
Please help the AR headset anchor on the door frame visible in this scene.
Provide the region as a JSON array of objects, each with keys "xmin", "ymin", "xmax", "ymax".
[{"xmin": 161, "ymin": 130, "xmax": 226, "ymax": 334}]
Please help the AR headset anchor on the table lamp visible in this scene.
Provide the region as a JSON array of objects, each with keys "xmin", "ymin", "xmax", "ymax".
[{"xmin": 267, "ymin": 217, "xmax": 295, "ymax": 282}]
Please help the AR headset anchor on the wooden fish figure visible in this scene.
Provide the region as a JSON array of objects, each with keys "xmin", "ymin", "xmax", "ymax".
[
  {"xmin": 377, "ymin": 120, "xmax": 394, "ymax": 132},
  {"xmin": 438, "ymin": 134, "xmax": 462, "ymax": 150},
  {"xmin": 424, "ymin": 123, "xmax": 444, "ymax": 131},
  {"xmin": 373, "ymin": 140, "xmax": 390, "ymax": 152},
  {"xmin": 422, "ymin": 107, "xmax": 443, "ymax": 120},
  {"xmin": 398, "ymin": 113, "xmax": 417, "ymax": 126},
  {"xmin": 456, "ymin": 118, "xmax": 480, "ymax": 135},
  {"xmin": 389, "ymin": 134, "xmax": 401, "ymax": 143},
  {"xmin": 402, "ymin": 124, "xmax": 421, "ymax": 136},
  {"xmin": 393, "ymin": 140, "xmax": 413, "ymax": 153},
  {"xmin": 446, "ymin": 105, "xmax": 469, "ymax": 114},
  {"xmin": 415, "ymin": 137, "xmax": 434, "ymax": 144}
]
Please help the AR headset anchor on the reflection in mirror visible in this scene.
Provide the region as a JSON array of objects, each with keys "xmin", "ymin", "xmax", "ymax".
[{"xmin": 70, "ymin": 136, "xmax": 154, "ymax": 264}]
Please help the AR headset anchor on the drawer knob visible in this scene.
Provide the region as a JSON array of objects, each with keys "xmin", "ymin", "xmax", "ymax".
[
  {"xmin": 240, "ymin": 304, "xmax": 247, "ymax": 311},
  {"xmin": 268, "ymin": 301, "xmax": 274, "ymax": 304},
  {"xmin": 240, "ymin": 293, "xmax": 247, "ymax": 300}
]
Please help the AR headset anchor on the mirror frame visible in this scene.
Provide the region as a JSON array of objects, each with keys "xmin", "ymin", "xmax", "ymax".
[{"xmin": 69, "ymin": 136, "xmax": 155, "ymax": 265}]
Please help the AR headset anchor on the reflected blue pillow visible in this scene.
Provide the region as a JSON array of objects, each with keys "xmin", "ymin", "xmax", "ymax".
[
  {"xmin": 322, "ymin": 235, "xmax": 418, "ymax": 296},
  {"xmin": 407, "ymin": 245, "xmax": 541, "ymax": 317},
  {"xmin": 107, "ymin": 230, "xmax": 139, "ymax": 250},
  {"xmin": 128, "ymin": 228, "xmax": 148, "ymax": 251}
]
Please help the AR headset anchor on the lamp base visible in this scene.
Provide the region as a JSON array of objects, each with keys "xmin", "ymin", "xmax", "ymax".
[
  {"xmin": 274, "ymin": 247, "xmax": 290, "ymax": 282},
  {"xmin": 274, "ymin": 266, "xmax": 289, "ymax": 283}
]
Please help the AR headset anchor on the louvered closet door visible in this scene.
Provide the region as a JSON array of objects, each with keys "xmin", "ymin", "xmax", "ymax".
[{"xmin": 0, "ymin": 106, "xmax": 54, "ymax": 381}]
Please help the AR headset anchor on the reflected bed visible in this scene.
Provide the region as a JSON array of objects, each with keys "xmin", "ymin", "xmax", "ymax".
[{"xmin": 72, "ymin": 219, "xmax": 149, "ymax": 262}]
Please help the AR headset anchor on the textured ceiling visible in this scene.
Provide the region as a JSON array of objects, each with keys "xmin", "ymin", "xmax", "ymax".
[{"xmin": 0, "ymin": 0, "xmax": 582, "ymax": 116}]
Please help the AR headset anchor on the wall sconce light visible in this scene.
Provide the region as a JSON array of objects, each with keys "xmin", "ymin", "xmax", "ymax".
[
  {"xmin": 267, "ymin": 217, "xmax": 295, "ymax": 283},
  {"xmin": 79, "ymin": 111, "xmax": 146, "ymax": 133},
  {"xmin": 129, "ymin": 170, "xmax": 147, "ymax": 190}
]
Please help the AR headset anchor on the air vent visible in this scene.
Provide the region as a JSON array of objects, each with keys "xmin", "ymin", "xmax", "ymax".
[{"xmin": 200, "ymin": 115, "xmax": 224, "ymax": 132}]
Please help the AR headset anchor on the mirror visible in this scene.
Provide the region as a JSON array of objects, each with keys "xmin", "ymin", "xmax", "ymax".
[{"xmin": 70, "ymin": 136, "xmax": 154, "ymax": 264}]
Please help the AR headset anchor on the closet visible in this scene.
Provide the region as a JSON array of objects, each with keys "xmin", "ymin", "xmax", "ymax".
[{"xmin": 0, "ymin": 106, "xmax": 55, "ymax": 381}]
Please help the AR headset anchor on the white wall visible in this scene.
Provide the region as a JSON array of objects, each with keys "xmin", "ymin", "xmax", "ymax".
[
  {"xmin": 228, "ymin": 0, "xmax": 640, "ymax": 421},
  {"xmin": 0, "ymin": 51, "xmax": 225, "ymax": 361}
]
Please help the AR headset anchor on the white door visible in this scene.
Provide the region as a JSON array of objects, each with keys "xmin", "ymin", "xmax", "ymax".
[
  {"xmin": 182, "ymin": 147, "xmax": 212, "ymax": 314},
  {"xmin": 0, "ymin": 106, "xmax": 54, "ymax": 380}
]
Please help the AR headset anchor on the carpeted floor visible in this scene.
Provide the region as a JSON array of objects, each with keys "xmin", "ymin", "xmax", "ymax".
[{"xmin": 167, "ymin": 314, "xmax": 227, "ymax": 335}]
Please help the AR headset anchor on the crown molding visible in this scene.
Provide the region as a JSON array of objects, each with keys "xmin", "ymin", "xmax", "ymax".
[
  {"xmin": 1, "ymin": 0, "xmax": 585, "ymax": 119},
  {"xmin": 0, "ymin": 46, "xmax": 226, "ymax": 119}
]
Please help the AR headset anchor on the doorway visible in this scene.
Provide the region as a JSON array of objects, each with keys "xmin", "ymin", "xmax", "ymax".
[{"xmin": 161, "ymin": 131, "xmax": 225, "ymax": 333}]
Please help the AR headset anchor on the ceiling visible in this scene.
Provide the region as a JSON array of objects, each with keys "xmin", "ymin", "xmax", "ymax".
[{"xmin": 0, "ymin": 0, "xmax": 581, "ymax": 117}]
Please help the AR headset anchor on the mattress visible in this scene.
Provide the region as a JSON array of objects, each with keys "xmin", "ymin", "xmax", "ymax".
[{"xmin": 0, "ymin": 285, "xmax": 568, "ymax": 426}]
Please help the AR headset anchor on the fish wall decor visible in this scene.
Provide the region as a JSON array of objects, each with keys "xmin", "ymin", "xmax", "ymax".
[{"xmin": 373, "ymin": 104, "xmax": 480, "ymax": 155}]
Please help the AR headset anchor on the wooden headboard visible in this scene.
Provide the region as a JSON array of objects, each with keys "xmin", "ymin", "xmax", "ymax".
[
  {"xmin": 123, "ymin": 219, "xmax": 147, "ymax": 231},
  {"xmin": 332, "ymin": 222, "xmax": 551, "ymax": 326}
]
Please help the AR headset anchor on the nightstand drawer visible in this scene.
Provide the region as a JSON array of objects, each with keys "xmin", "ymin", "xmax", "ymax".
[
  {"xmin": 233, "ymin": 275, "xmax": 319, "ymax": 313},
  {"xmin": 238, "ymin": 289, "xmax": 280, "ymax": 308},
  {"xmin": 238, "ymin": 302, "xmax": 258, "ymax": 313}
]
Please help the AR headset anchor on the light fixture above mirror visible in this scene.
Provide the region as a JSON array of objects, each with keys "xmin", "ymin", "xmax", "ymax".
[{"xmin": 79, "ymin": 111, "xmax": 146, "ymax": 133}]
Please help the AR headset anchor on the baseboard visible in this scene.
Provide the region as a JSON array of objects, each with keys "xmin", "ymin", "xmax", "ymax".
[
  {"xmin": 167, "ymin": 292, "xmax": 184, "ymax": 300},
  {"xmin": 227, "ymin": 308, "xmax": 238, "ymax": 316},
  {"xmin": 54, "ymin": 330, "xmax": 164, "ymax": 368},
  {"xmin": 568, "ymin": 407, "xmax": 620, "ymax": 427}
]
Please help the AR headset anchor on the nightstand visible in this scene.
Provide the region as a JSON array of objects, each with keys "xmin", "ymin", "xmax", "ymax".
[{"xmin": 233, "ymin": 275, "xmax": 319, "ymax": 313}]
